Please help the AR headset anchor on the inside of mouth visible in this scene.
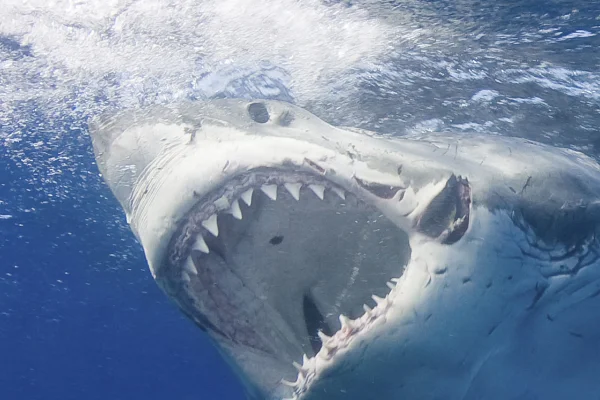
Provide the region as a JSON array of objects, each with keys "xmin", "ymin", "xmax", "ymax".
[{"xmin": 162, "ymin": 171, "xmax": 411, "ymax": 379}]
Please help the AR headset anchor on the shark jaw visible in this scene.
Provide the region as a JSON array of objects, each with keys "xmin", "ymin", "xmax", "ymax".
[
  {"xmin": 158, "ymin": 165, "xmax": 471, "ymax": 399},
  {"xmin": 90, "ymin": 99, "xmax": 600, "ymax": 400}
]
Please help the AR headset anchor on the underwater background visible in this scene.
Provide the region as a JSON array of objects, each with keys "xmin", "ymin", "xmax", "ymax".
[{"xmin": 1, "ymin": 0, "xmax": 599, "ymax": 399}]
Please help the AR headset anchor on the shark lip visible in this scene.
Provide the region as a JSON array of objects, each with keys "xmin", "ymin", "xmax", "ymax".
[{"xmin": 159, "ymin": 167, "xmax": 470, "ymax": 398}]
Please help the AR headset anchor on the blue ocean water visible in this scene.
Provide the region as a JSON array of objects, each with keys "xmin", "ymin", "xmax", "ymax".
[{"xmin": 0, "ymin": 1, "xmax": 599, "ymax": 399}]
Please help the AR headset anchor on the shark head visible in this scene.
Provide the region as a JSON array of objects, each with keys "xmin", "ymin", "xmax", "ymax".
[{"xmin": 90, "ymin": 99, "xmax": 600, "ymax": 400}]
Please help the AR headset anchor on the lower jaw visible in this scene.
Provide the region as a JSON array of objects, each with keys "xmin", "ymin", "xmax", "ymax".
[{"xmin": 207, "ymin": 259, "xmax": 406, "ymax": 400}]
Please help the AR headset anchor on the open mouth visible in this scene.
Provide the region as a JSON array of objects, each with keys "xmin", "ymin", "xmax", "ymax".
[{"xmin": 159, "ymin": 167, "xmax": 470, "ymax": 397}]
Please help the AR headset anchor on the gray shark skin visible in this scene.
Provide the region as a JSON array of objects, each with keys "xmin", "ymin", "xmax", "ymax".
[{"xmin": 90, "ymin": 99, "xmax": 600, "ymax": 400}]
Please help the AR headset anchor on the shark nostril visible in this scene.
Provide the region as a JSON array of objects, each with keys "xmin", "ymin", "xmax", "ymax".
[{"xmin": 248, "ymin": 102, "xmax": 270, "ymax": 123}]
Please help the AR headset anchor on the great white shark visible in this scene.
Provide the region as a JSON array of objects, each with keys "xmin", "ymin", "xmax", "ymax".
[{"xmin": 90, "ymin": 99, "xmax": 600, "ymax": 400}]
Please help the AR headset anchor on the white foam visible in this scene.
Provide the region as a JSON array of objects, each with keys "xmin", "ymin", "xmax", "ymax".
[
  {"xmin": 0, "ymin": 0, "xmax": 421, "ymax": 119},
  {"xmin": 558, "ymin": 30, "xmax": 596, "ymax": 41},
  {"xmin": 470, "ymin": 89, "xmax": 500, "ymax": 103}
]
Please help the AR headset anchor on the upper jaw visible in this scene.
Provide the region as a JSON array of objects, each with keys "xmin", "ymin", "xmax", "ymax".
[{"xmin": 90, "ymin": 98, "xmax": 460, "ymax": 278}]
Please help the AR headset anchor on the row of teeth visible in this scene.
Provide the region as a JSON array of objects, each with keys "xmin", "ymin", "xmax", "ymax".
[
  {"xmin": 281, "ymin": 278, "xmax": 399, "ymax": 400},
  {"xmin": 180, "ymin": 182, "xmax": 347, "ymax": 282}
]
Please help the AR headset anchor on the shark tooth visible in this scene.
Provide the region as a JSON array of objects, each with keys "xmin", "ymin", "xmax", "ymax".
[
  {"xmin": 229, "ymin": 198, "xmax": 242, "ymax": 220},
  {"xmin": 284, "ymin": 182, "xmax": 302, "ymax": 200},
  {"xmin": 183, "ymin": 259, "xmax": 198, "ymax": 275},
  {"xmin": 240, "ymin": 188, "xmax": 253, "ymax": 206},
  {"xmin": 201, "ymin": 214, "xmax": 219, "ymax": 237},
  {"xmin": 182, "ymin": 271, "xmax": 191, "ymax": 283},
  {"xmin": 391, "ymin": 277, "xmax": 401, "ymax": 283},
  {"xmin": 317, "ymin": 330, "xmax": 331, "ymax": 343},
  {"xmin": 280, "ymin": 379, "xmax": 297, "ymax": 388},
  {"xmin": 332, "ymin": 187, "xmax": 346, "ymax": 200},
  {"xmin": 339, "ymin": 314, "xmax": 353, "ymax": 330},
  {"xmin": 292, "ymin": 361, "xmax": 307, "ymax": 378},
  {"xmin": 318, "ymin": 340, "xmax": 335, "ymax": 360},
  {"xmin": 261, "ymin": 184, "xmax": 278, "ymax": 200},
  {"xmin": 372, "ymin": 294, "xmax": 386, "ymax": 306},
  {"xmin": 308, "ymin": 184, "xmax": 325, "ymax": 200},
  {"xmin": 302, "ymin": 354, "xmax": 310, "ymax": 365},
  {"xmin": 386, "ymin": 281, "xmax": 396, "ymax": 290},
  {"xmin": 363, "ymin": 304, "xmax": 372, "ymax": 313},
  {"xmin": 193, "ymin": 235, "xmax": 210, "ymax": 254}
]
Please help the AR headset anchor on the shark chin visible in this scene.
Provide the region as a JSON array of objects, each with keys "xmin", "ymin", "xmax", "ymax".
[{"xmin": 90, "ymin": 99, "xmax": 600, "ymax": 400}]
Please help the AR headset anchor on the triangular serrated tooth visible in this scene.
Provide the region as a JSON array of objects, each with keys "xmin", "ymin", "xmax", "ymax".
[
  {"xmin": 372, "ymin": 294, "xmax": 386, "ymax": 305},
  {"xmin": 292, "ymin": 361, "xmax": 306, "ymax": 377},
  {"xmin": 182, "ymin": 271, "xmax": 191, "ymax": 283},
  {"xmin": 308, "ymin": 184, "xmax": 325, "ymax": 200},
  {"xmin": 317, "ymin": 330, "xmax": 331, "ymax": 343},
  {"xmin": 261, "ymin": 184, "xmax": 278, "ymax": 200},
  {"xmin": 391, "ymin": 277, "xmax": 401, "ymax": 283},
  {"xmin": 284, "ymin": 182, "xmax": 302, "ymax": 200},
  {"xmin": 193, "ymin": 235, "xmax": 210, "ymax": 254},
  {"xmin": 183, "ymin": 259, "xmax": 198, "ymax": 275},
  {"xmin": 240, "ymin": 188, "xmax": 253, "ymax": 206},
  {"xmin": 202, "ymin": 214, "xmax": 219, "ymax": 237},
  {"xmin": 302, "ymin": 354, "xmax": 309, "ymax": 365},
  {"xmin": 332, "ymin": 187, "xmax": 346, "ymax": 200},
  {"xmin": 363, "ymin": 304, "xmax": 372, "ymax": 313},
  {"xmin": 229, "ymin": 199, "xmax": 242, "ymax": 220},
  {"xmin": 386, "ymin": 281, "xmax": 396, "ymax": 290},
  {"xmin": 339, "ymin": 314, "xmax": 352, "ymax": 329}
]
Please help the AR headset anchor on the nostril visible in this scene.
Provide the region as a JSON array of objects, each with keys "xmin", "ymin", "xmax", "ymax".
[{"xmin": 248, "ymin": 102, "xmax": 270, "ymax": 123}]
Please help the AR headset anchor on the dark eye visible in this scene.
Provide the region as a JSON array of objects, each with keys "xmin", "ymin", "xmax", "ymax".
[
  {"xmin": 416, "ymin": 174, "xmax": 471, "ymax": 244},
  {"xmin": 248, "ymin": 102, "xmax": 270, "ymax": 123}
]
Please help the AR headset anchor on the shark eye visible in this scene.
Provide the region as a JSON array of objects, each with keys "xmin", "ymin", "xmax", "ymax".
[
  {"xmin": 416, "ymin": 174, "xmax": 471, "ymax": 244},
  {"xmin": 248, "ymin": 102, "xmax": 270, "ymax": 123}
]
